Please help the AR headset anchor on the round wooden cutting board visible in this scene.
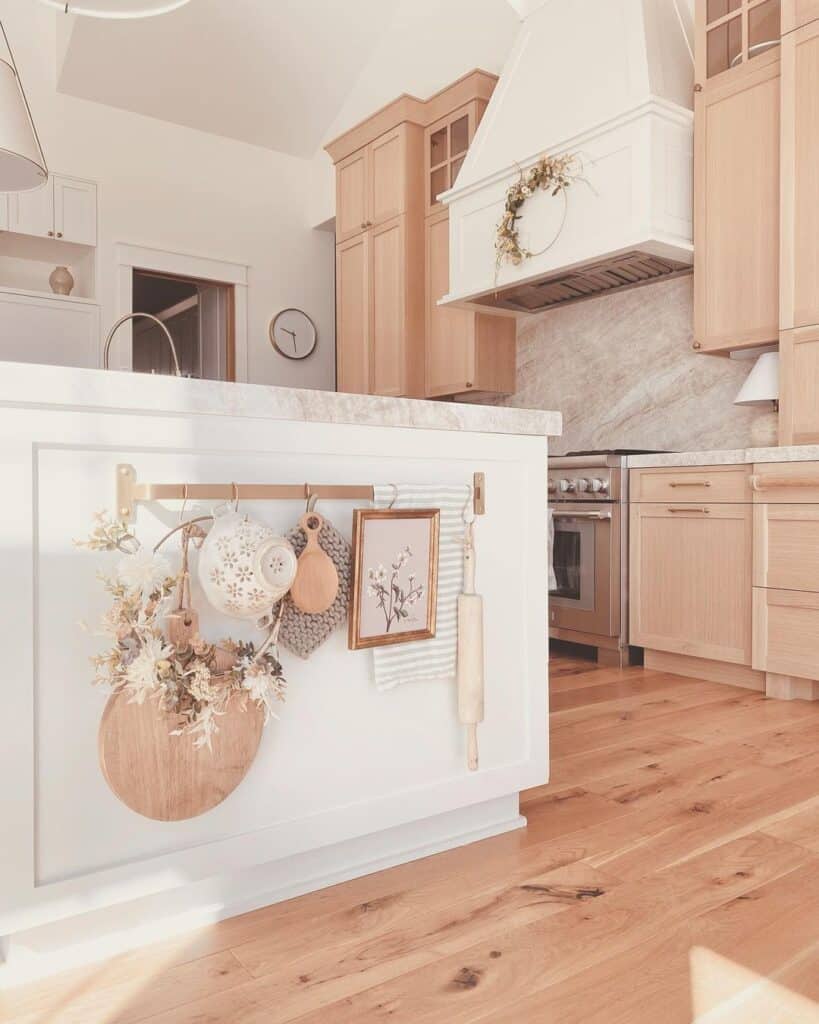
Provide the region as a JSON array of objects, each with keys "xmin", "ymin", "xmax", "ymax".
[{"xmin": 98, "ymin": 690, "xmax": 264, "ymax": 821}]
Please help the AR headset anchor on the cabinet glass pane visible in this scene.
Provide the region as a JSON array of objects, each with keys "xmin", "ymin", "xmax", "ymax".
[
  {"xmin": 451, "ymin": 115, "xmax": 469, "ymax": 157},
  {"xmin": 749, "ymin": 0, "xmax": 781, "ymax": 59},
  {"xmin": 706, "ymin": 0, "xmax": 741, "ymax": 22},
  {"xmin": 430, "ymin": 165, "xmax": 448, "ymax": 206},
  {"xmin": 430, "ymin": 127, "xmax": 447, "ymax": 167},
  {"xmin": 450, "ymin": 155, "xmax": 466, "ymax": 187},
  {"xmin": 707, "ymin": 15, "xmax": 742, "ymax": 76}
]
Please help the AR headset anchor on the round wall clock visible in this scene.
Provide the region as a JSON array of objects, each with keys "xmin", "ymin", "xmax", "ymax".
[{"xmin": 270, "ymin": 309, "xmax": 317, "ymax": 360}]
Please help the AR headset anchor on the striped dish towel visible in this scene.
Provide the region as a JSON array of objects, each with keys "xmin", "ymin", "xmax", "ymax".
[{"xmin": 371, "ymin": 484, "xmax": 470, "ymax": 692}]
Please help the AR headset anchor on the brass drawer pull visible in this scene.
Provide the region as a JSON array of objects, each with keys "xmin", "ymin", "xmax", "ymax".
[
  {"xmin": 667, "ymin": 506, "xmax": 710, "ymax": 514},
  {"xmin": 668, "ymin": 480, "xmax": 712, "ymax": 488},
  {"xmin": 750, "ymin": 474, "xmax": 819, "ymax": 491}
]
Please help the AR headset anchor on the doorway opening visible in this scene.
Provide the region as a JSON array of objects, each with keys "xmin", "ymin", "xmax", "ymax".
[{"xmin": 131, "ymin": 268, "xmax": 235, "ymax": 380}]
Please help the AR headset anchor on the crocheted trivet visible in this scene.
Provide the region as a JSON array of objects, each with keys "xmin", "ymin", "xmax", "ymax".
[{"xmin": 273, "ymin": 516, "xmax": 351, "ymax": 659}]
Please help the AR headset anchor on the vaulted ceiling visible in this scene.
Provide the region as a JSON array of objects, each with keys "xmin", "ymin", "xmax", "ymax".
[{"xmin": 55, "ymin": 0, "xmax": 403, "ymax": 158}]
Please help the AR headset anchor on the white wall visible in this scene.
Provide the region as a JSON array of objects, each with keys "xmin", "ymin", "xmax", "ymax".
[
  {"xmin": 309, "ymin": 0, "xmax": 521, "ymax": 227},
  {"xmin": 1, "ymin": 0, "xmax": 336, "ymax": 391}
]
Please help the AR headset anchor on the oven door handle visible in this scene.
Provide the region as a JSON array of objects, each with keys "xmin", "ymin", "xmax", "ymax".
[{"xmin": 551, "ymin": 509, "xmax": 612, "ymax": 521}]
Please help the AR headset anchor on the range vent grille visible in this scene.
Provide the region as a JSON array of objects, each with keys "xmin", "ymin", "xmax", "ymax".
[{"xmin": 474, "ymin": 250, "xmax": 692, "ymax": 314}]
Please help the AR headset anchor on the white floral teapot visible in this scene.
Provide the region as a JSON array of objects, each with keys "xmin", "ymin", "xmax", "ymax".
[{"xmin": 198, "ymin": 508, "xmax": 297, "ymax": 620}]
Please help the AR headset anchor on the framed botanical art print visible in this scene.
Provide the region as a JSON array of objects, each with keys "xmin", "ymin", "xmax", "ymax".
[{"xmin": 348, "ymin": 508, "xmax": 440, "ymax": 650}]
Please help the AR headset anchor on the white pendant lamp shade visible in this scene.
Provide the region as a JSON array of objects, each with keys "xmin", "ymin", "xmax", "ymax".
[
  {"xmin": 734, "ymin": 351, "xmax": 779, "ymax": 406},
  {"xmin": 40, "ymin": 0, "xmax": 191, "ymax": 17},
  {"xmin": 0, "ymin": 45, "xmax": 47, "ymax": 191}
]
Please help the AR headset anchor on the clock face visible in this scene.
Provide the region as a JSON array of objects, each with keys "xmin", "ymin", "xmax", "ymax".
[{"xmin": 270, "ymin": 309, "xmax": 317, "ymax": 360}]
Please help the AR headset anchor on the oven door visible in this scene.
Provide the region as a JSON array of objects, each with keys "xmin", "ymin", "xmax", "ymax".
[{"xmin": 549, "ymin": 502, "xmax": 620, "ymax": 639}]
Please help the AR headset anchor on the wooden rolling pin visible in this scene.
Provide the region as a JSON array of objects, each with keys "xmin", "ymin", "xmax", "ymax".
[{"xmin": 457, "ymin": 521, "xmax": 484, "ymax": 771}]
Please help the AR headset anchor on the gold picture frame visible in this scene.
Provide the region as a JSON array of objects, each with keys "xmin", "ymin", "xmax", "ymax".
[{"xmin": 348, "ymin": 508, "xmax": 440, "ymax": 651}]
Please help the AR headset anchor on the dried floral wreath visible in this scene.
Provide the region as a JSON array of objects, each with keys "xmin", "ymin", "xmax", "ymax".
[
  {"xmin": 495, "ymin": 152, "xmax": 582, "ymax": 271},
  {"xmin": 77, "ymin": 511, "xmax": 286, "ymax": 751}
]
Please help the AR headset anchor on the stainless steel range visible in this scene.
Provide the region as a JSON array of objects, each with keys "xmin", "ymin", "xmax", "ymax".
[{"xmin": 548, "ymin": 450, "xmax": 665, "ymax": 666}]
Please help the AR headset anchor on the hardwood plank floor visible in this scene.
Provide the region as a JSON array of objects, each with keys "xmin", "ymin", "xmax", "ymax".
[{"xmin": 3, "ymin": 654, "xmax": 819, "ymax": 1023}]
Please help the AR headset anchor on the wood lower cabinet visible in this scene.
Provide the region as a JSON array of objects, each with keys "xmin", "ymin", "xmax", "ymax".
[
  {"xmin": 693, "ymin": 56, "xmax": 781, "ymax": 352},
  {"xmin": 753, "ymin": 501, "xmax": 819, "ymax": 589},
  {"xmin": 753, "ymin": 587, "xmax": 819, "ymax": 678},
  {"xmin": 425, "ymin": 209, "xmax": 515, "ymax": 397},
  {"xmin": 630, "ymin": 502, "xmax": 753, "ymax": 664}
]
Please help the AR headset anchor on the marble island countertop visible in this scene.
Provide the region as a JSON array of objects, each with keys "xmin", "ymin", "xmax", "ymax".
[
  {"xmin": 627, "ymin": 445, "xmax": 819, "ymax": 468},
  {"xmin": 0, "ymin": 362, "xmax": 562, "ymax": 438}
]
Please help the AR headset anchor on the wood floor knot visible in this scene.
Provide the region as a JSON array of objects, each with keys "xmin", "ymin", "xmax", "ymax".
[
  {"xmin": 449, "ymin": 967, "xmax": 483, "ymax": 990},
  {"xmin": 519, "ymin": 884, "xmax": 606, "ymax": 902}
]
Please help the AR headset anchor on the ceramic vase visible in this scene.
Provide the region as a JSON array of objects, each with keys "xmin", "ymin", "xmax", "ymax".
[{"xmin": 49, "ymin": 265, "xmax": 74, "ymax": 296}]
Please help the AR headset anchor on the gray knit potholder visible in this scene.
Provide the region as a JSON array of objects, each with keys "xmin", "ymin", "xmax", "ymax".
[{"xmin": 273, "ymin": 517, "xmax": 351, "ymax": 659}]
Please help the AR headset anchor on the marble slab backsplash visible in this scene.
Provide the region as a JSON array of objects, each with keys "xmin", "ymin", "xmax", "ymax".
[{"xmin": 471, "ymin": 274, "xmax": 778, "ymax": 455}]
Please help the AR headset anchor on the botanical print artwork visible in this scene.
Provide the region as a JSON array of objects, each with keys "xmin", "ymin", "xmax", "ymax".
[
  {"xmin": 367, "ymin": 545, "xmax": 424, "ymax": 633},
  {"xmin": 349, "ymin": 509, "xmax": 439, "ymax": 650}
]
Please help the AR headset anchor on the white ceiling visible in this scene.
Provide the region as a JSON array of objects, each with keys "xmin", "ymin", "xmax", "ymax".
[{"xmin": 55, "ymin": 0, "xmax": 402, "ymax": 158}]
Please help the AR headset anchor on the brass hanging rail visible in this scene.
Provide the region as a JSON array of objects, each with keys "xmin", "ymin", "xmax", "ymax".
[{"xmin": 116, "ymin": 465, "xmax": 486, "ymax": 523}]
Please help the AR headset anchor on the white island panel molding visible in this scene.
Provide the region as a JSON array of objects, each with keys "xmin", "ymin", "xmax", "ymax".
[{"xmin": 0, "ymin": 363, "xmax": 558, "ymax": 975}]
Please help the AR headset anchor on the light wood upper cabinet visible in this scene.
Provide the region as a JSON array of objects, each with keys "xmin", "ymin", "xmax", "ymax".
[
  {"xmin": 371, "ymin": 216, "xmax": 409, "ymax": 397},
  {"xmin": 694, "ymin": 58, "xmax": 780, "ymax": 352},
  {"xmin": 780, "ymin": 17, "xmax": 819, "ymax": 330},
  {"xmin": 630, "ymin": 502, "xmax": 753, "ymax": 664},
  {"xmin": 336, "ymin": 232, "xmax": 370, "ymax": 394},
  {"xmin": 424, "ymin": 101, "xmax": 485, "ymax": 216},
  {"xmin": 335, "ymin": 150, "xmax": 369, "ymax": 243},
  {"xmin": 425, "ymin": 208, "xmax": 515, "ymax": 398},
  {"xmin": 370, "ymin": 128, "xmax": 408, "ymax": 227}
]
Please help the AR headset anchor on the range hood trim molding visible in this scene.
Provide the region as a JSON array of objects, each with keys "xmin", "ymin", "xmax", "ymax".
[{"xmin": 439, "ymin": 96, "xmax": 692, "ymax": 207}]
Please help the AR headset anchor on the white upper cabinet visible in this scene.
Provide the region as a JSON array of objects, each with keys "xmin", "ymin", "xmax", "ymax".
[{"xmin": 6, "ymin": 174, "xmax": 97, "ymax": 246}]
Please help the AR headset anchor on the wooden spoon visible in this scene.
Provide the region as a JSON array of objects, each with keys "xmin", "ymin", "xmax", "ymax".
[{"xmin": 290, "ymin": 512, "xmax": 339, "ymax": 614}]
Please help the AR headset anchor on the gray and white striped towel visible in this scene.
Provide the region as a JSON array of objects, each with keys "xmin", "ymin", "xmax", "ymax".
[{"xmin": 372, "ymin": 484, "xmax": 471, "ymax": 692}]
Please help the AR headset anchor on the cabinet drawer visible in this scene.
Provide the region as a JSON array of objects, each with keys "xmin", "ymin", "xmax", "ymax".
[
  {"xmin": 750, "ymin": 461, "xmax": 819, "ymax": 501},
  {"xmin": 754, "ymin": 503, "xmax": 819, "ymax": 589},
  {"xmin": 753, "ymin": 587, "xmax": 819, "ymax": 679},
  {"xmin": 630, "ymin": 466, "xmax": 751, "ymax": 502}
]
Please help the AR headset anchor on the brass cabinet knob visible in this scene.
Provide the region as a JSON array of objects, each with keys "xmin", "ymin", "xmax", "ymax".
[
  {"xmin": 360, "ymin": 221, "xmax": 367, "ymax": 229},
  {"xmin": 694, "ymin": 83, "xmax": 703, "ymax": 93},
  {"xmin": 47, "ymin": 230, "xmax": 54, "ymax": 237},
  {"xmin": 465, "ymin": 381, "xmax": 473, "ymax": 388},
  {"xmin": 692, "ymin": 340, "xmax": 702, "ymax": 350},
  {"xmin": 56, "ymin": 231, "xmax": 63, "ymax": 238}
]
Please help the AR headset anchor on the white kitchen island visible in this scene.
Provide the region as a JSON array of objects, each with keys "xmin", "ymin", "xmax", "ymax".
[{"xmin": 0, "ymin": 362, "xmax": 560, "ymax": 975}]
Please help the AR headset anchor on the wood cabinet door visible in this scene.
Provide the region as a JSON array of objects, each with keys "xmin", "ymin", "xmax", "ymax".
[
  {"xmin": 9, "ymin": 179, "xmax": 53, "ymax": 238},
  {"xmin": 369, "ymin": 127, "xmax": 406, "ymax": 228},
  {"xmin": 754, "ymin": 502, "xmax": 819, "ymax": 589},
  {"xmin": 336, "ymin": 149, "xmax": 369, "ymax": 244},
  {"xmin": 425, "ymin": 209, "xmax": 474, "ymax": 396},
  {"xmin": 693, "ymin": 60, "xmax": 780, "ymax": 351},
  {"xmin": 53, "ymin": 176, "xmax": 96, "ymax": 246},
  {"xmin": 753, "ymin": 586, "xmax": 819, "ymax": 678},
  {"xmin": 335, "ymin": 233, "xmax": 370, "ymax": 394},
  {"xmin": 369, "ymin": 216, "xmax": 406, "ymax": 397},
  {"xmin": 779, "ymin": 325, "xmax": 819, "ymax": 443},
  {"xmin": 630, "ymin": 502, "xmax": 753, "ymax": 664},
  {"xmin": 782, "ymin": 0, "xmax": 819, "ymax": 32},
  {"xmin": 780, "ymin": 18, "xmax": 819, "ymax": 330}
]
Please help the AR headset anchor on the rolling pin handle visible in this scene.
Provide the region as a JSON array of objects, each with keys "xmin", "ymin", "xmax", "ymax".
[{"xmin": 467, "ymin": 723, "xmax": 479, "ymax": 771}]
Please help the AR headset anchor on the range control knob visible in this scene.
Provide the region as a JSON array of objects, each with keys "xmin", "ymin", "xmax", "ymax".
[
  {"xmin": 589, "ymin": 478, "xmax": 607, "ymax": 493},
  {"xmin": 559, "ymin": 478, "xmax": 574, "ymax": 493},
  {"xmin": 576, "ymin": 478, "xmax": 591, "ymax": 492}
]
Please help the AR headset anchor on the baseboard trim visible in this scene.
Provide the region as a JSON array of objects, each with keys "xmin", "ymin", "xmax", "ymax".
[
  {"xmin": 644, "ymin": 650, "xmax": 765, "ymax": 691},
  {"xmin": 0, "ymin": 795, "xmax": 524, "ymax": 986}
]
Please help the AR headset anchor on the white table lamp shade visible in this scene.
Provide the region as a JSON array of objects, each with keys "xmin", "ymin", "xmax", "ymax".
[
  {"xmin": 0, "ymin": 58, "xmax": 47, "ymax": 191},
  {"xmin": 40, "ymin": 0, "xmax": 191, "ymax": 17},
  {"xmin": 734, "ymin": 351, "xmax": 780, "ymax": 406}
]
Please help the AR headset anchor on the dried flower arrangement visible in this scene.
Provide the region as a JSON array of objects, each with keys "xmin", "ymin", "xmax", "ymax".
[
  {"xmin": 495, "ymin": 153, "xmax": 582, "ymax": 270},
  {"xmin": 77, "ymin": 511, "xmax": 286, "ymax": 751}
]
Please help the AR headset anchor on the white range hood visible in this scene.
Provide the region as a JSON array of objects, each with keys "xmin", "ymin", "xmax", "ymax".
[{"xmin": 441, "ymin": 0, "xmax": 695, "ymax": 314}]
